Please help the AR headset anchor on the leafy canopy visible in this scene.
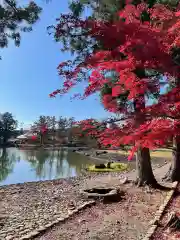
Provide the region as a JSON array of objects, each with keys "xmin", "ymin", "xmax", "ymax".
[
  {"xmin": 0, "ymin": 0, "xmax": 42, "ymax": 56},
  {"xmin": 49, "ymin": 1, "xmax": 180, "ymax": 153}
]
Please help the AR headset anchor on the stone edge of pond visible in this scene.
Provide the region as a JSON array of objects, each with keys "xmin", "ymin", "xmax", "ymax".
[
  {"xmin": 142, "ymin": 181, "xmax": 178, "ymax": 240},
  {"xmin": 18, "ymin": 200, "xmax": 96, "ymax": 240}
]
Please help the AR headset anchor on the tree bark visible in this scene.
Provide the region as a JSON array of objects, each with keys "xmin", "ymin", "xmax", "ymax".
[
  {"xmin": 40, "ymin": 133, "xmax": 43, "ymax": 146},
  {"xmin": 163, "ymin": 72, "xmax": 180, "ymax": 182},
  {"xmin": 133, "ymin": 89, "xmax": 157, "ymax": 186},
  {"xmin": 163, "ymin": 136, "xmax": 180, "ymax": 182},
  {"xmin": 136, "ymin": 147, "xmax": 157, "ymax": 186}
]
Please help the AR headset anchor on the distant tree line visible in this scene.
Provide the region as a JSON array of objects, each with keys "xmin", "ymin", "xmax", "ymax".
[
  {"xmin": 30, "ymin": 115, "xmax": 99, "ymax": 147},
  {"xmin": 0, "ymin": 112, "xmax": 17, "ymax": 146},
  {"xmin": 30, "ymin": 115, "xmax": 75, "ymax": 145},
  {"xmin": 0, "ymin": 113, "xmax": 100, "ymax": 148}
]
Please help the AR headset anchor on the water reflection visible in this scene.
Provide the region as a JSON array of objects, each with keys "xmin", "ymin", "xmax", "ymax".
[
  {"xmin": 0, "ymin": 148, "xmax": 92, "ymax": 185},
  {"xmin": 0, "ymin": 148, "xmax": 17, "ymax": 182},
  {"xmin": 27, "ymin": 149, "xmax": 68, "ymax": 179},
  {"xmin": 0, "ymin": 148, "xmax": 167, "ymax": 186}
]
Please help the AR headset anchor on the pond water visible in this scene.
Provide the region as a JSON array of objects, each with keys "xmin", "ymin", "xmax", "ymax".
[
  {"xmin": 0, "ymin": 148, "xmax": 93, "ymax": 186},
  {"xmin": 0, "ymin": 148, "xmax": 167, "ymax": 186}
]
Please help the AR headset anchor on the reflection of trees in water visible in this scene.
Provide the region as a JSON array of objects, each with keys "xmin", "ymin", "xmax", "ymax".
[
  {"xmin": 66, "ymin": 151, "xmax": 89, "ymax": 174},
  {"xmin": 27, "ymin": 150, "xmax": 50, "ymax": 179},
  {"xmin": 26, "ymin": 149, "xmax": 64, "ymax": 179},
  {"xmin": 0, "ymin": 148, "xmax": 17, "ymax": 181},
  {"xmin": 53, "ymin": 149, "xmax": 65, "ymax": 177},
  {"xmin": 26, "ymin": 150, "xmax": 37, "ymax": 161},
  {"xmin": 0, "ymin": 148, "xmax": 93, "ymax": 183},
  {"xmin": 26, "ymin": 148, "xmax": 90, "ymax": 179}
]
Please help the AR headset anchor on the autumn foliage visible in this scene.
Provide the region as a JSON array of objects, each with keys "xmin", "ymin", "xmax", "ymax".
[{"xmin": 50, "ymin": 1, "xmax": 180, "ymax": 157}]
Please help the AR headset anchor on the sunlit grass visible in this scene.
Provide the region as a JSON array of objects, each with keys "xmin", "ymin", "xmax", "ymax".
[
  {"xmin": 103, "ymin": 149, "xmax": 172, "ymax": 159},
  {"xmin": 150, "ymin": 149, "xmax": 172, "ymax": 159}
]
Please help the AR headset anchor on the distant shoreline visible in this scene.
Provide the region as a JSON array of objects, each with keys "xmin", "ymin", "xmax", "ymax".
[
  {"xmin": 1, "ymin": 143, "xmax": 90, "ymax": 150},
  {"xmin": 16, "ymin": 145, "xmax": 90, "ymax": 151}
]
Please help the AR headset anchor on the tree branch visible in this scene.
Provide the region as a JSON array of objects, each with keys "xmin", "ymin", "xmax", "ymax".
[{"xmin": 4, "ymin": 0, "xmax": 18, "ymax": 13}]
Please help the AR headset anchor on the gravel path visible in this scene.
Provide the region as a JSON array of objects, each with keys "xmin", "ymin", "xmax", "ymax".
[
  {"xmin": 0, "ymin": 177, "xmax": 92, "ymax": 239},
  {"xmin": 0, "ymin": 159, "xmax": 172, "ymax": 240},
  {"xmin": 35, "ymin": 183, "xmax": 168, "ymax": 240}
]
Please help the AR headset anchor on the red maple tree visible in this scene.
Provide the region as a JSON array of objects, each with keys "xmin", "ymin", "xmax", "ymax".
[{"xmin": 50, "ymin": 2, "xmax": 180, "ymax": 185}]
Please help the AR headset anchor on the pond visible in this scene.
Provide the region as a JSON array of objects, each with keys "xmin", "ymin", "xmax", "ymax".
[{"xmin": 0, "ymin": 147, "xmax": 94, "ymax": 186}]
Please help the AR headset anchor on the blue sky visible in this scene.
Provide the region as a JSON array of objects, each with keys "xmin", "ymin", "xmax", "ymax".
[{"xmin": 0, "ymin": 0, "xmax": 110, "ymax": 129}]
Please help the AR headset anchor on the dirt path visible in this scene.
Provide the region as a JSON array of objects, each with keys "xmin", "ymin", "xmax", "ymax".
[
  {"xmin": 34, "ymin": 163, "xmax": 172, "ymax": 240},
  {"xmin": 35, "ymin": 183, "xmax": 168, "ymax": 240},
  {"xmin": 0, "ymin": 162, "xmax": 172, "ymax": 240}
]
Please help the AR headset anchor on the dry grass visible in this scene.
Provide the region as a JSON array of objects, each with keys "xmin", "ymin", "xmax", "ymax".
[
  {"xmin": 103, "ymin": 149, "xmax": 172, "ymax": 159},
  {"xmin": 150, "ymin": 149, "xmax": 172, "ymax": 159}
]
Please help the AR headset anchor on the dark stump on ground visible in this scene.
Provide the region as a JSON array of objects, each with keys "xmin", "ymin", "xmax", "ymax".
[{"xmin": 80, "ymin": 187, "xmax": 123, "ymax": 203}]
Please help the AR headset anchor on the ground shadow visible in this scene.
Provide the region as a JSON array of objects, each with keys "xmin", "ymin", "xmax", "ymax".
[
  {"xmin": 102, "ymin": 190, "xmax": 126, "ymax": 204},
  {"xmin": 153, "ymin": 183, "xmax": 172, "ymax": 191}
]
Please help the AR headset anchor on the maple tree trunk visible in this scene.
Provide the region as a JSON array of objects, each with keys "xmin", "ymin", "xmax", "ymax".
[
  {"xmin": 136, "ymin": 147, "xmax": 157, "ymax": 186},
  {"xmin": 164, "ymin": 75, "xmax": 180, "ymax": 182},
  {"xmin": 163, "ymin": 136, "xmax": 180, "ymax": 182},
  {"xmin": 40, "ymin": 133, "xmax": 44, "ymax": 146},
  {"xmin": 133, "ymin": 90, "xmax": 157, "ymax": 187}
]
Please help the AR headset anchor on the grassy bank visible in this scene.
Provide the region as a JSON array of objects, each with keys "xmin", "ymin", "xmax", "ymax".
[{"xmin": 102, "ymin": 149, "xmax": 172, "ymax": 159}]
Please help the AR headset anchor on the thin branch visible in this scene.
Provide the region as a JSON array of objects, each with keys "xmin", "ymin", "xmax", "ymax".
[
  {"xmin": 4, "ymin": 0, "xmax": 18, "ymax": 12},
  {"xmin": 103, "ymin": 115, "xmax": 132, "ymax": 124}
]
